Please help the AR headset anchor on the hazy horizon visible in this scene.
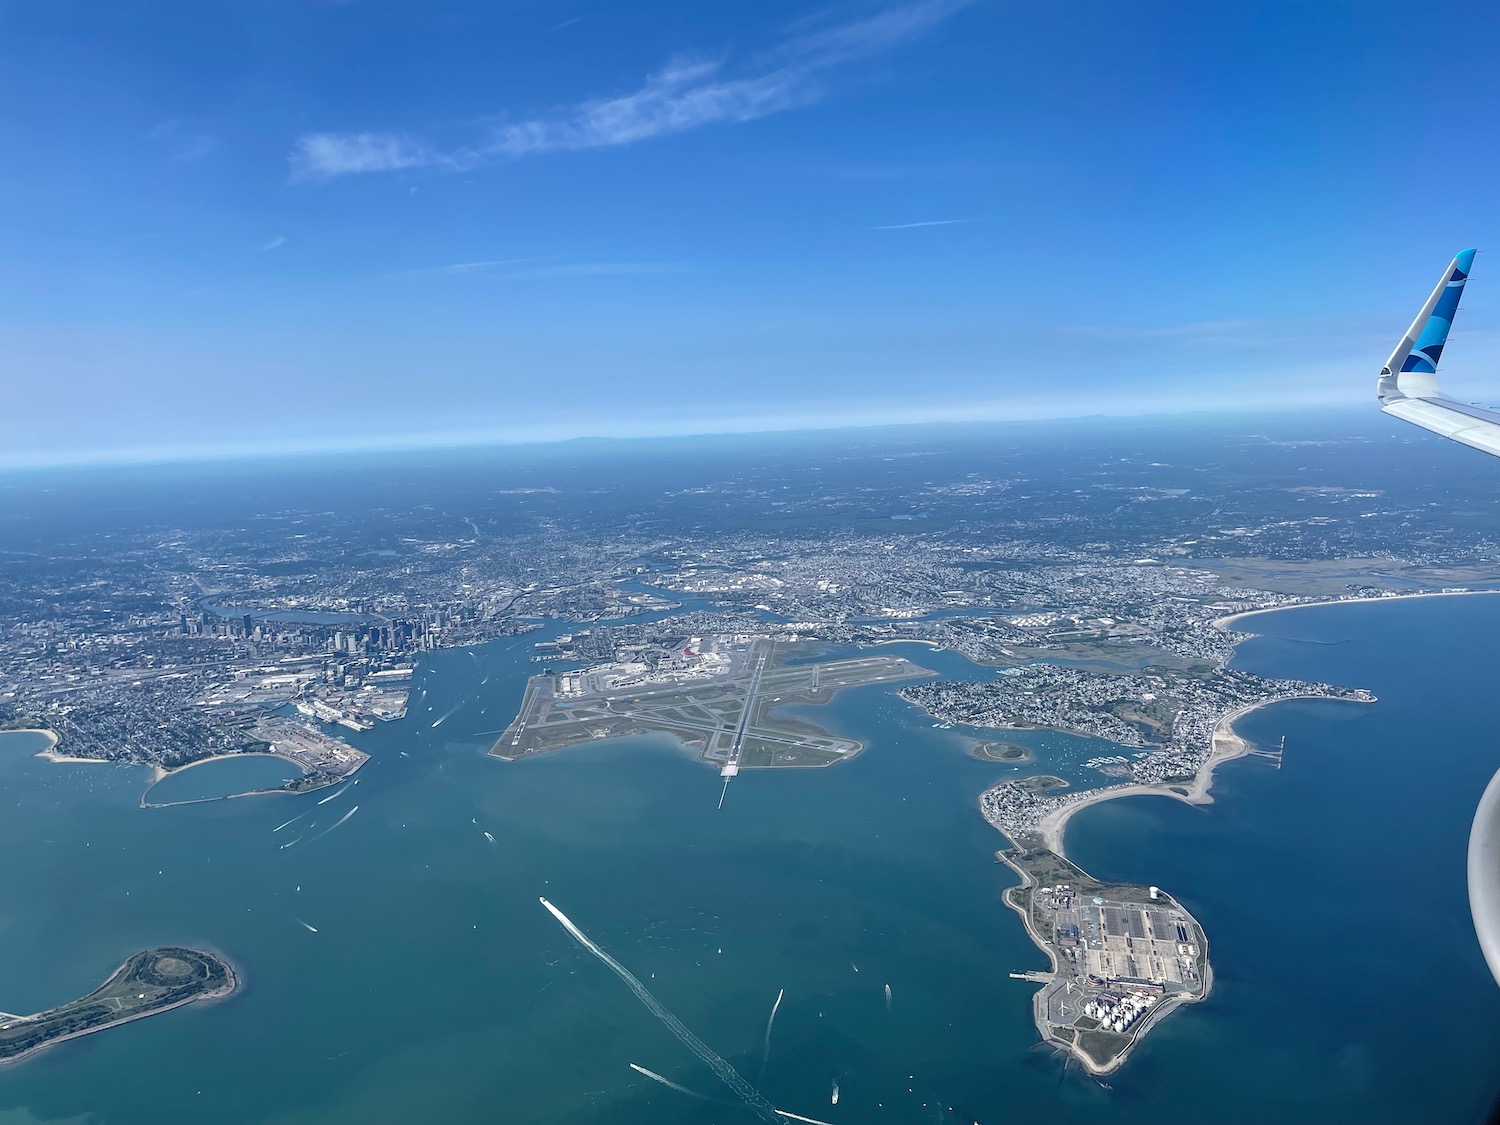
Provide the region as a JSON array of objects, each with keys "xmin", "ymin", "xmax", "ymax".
[{"xmin": 0, "ymin": 400, "xmax": 1382, "ymax": 472}]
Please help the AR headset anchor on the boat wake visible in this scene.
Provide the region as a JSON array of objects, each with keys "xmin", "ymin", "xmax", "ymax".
[
  {"xmin": 538, "ymin": 897, "xmax": 781, "ymax": 1124},
  {"xmin": 776, "ymin": 1111, "xmax": 836, "ymax": 1125},
  {"xmin": 761, "ymin": 987, "xmax": 784, "ymax": 1073},
  {"xmin": 431, "ymin": 699, "xmax": 465, "ymax": 728},
  {"xmin": 629, "ymin": 1063, "xmax": 710, "ymax": 1100},
  {"xmin": 300, "ymin": 805, "xmax": 359, "ymax": 847}
]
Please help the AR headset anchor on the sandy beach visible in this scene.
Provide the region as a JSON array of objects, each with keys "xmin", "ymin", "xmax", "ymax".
[
  {"xmin": 1025, "ymin": 590, "xmax": 1495, "ymax": 857},
  {"xmin": 139, "ymin": 750, "xmax": 318, "ymax": 808},
  {"xmin": 1035, "ymin": 695, "xmax": 1340, "ymax": 857},
  {"xmin": 14, "ymin": 727, "xmax": 148, "ymax": 773},
  {"xmin": 21, "ymin": 734, "xmax": 322, "ymax": 805},
  {"xmin": 146, "ymin": 749, "xmax": 305, "ymax": 780},
  {"xmin": 2, "ymin": 727, "xmax": 60, "ymax": 755},
  {"xmin": 1213, "ymin": 588, "xmax": 1500, "ymax": 632},
  {"xmin": 35, "ymin": 736, "xmax": 171, "ymax": 782}
]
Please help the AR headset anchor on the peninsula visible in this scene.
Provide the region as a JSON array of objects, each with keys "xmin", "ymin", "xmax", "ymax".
[
  {"xmin": 0, "ymin": 947, "xmax": 237, "ymax": 1065},
  {"xmin": 28, "ymin": 720, "xmax": 369, "ymax": 806},
  {"xmin": 942, "ymin": 631, "xmax": 1375, "ymax": 1072},
  {"xmin": 493, "ymin": 634, "xmax": 931, "ymax": 767}
]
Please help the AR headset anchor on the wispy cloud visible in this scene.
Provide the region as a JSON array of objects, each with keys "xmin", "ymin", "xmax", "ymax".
[
  {"xmin": 171, "ymin": 134, "xmax": 218, "ymax": 163},
  {"xmin": 488, "ymin": 58, "xmax": 815, "ymax": 158},
  {"xmin": 383, "ymin": 258, "xmax": 685, "ymax": 281},
  {"xmin": 260, "ymin": 235, "xmax": 286, "ymax": 252},
  {"xmin": 495, "ymin": 261, "xmax": 689, "ymax": 280},
  {"xmin": 290, "ymin": 0, "xmax": 968, "ymax": 181},
  {"xmin": 837, "ymin": 161, "xmax": 990, "ymax": 179},
  {"xmin": 872, "ymin": 218, "xmax": 975, "ymax": 230},
  {"xmin": 779, "ymin": 0, "xmax": 966, "ymax": 66},
  {"xmin": 382, "ymin": 257, "xmax": 544, "ymax": 278},
  {"xmin": 290, "ymin": 132, "xmax": 438, "ymax": 180},
  {"xmin": 433, "ymin": 258, "xmax": 534, "ymax": 273},
  {"xmin": 149, "ymin": 119, "xmax": 218, "ymax": 164},
  {"xmin": 1062, "ymin": 319, "xmax": 1295, "ymax": 346}
]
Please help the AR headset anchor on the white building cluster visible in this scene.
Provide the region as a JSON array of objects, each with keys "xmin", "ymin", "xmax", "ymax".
[{"xmin": 1083, "ymin": 991, "xmax": 1156, "ymax": 1033}]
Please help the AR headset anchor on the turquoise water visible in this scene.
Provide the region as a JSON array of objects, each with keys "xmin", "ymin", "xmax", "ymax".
[
  {"xmin": 1, "ymin": 596, "xmax": 1498, "ymax": 1124},
  {"xmin": 144, "ymin": 756, "xmax": 305, "ymax": 807}
]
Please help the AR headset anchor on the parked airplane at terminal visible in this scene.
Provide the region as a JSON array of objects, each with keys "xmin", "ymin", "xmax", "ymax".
[{"xmin": 1378, "ymin": 248, "xmax": 1500, "ymax": 989}]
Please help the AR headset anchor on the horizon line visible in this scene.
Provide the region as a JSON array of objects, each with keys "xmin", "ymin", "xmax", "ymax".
[{"xmin": 0, "ymin": 401, "xmax": 1373, "ymax": 474}]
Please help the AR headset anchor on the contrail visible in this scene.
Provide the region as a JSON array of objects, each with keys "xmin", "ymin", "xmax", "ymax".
[
  {"xmin": 538, "ymin": 898, "xmax": 781, "ymax": 1123},
  {"xmin": 629, "ymin": 1063, "xmax": 710, "ymax": 1100},
  {"xmin": 775, "ymin": 1111, "xmax": 836, "ymax": 1125},
  {"xmin": 316, "ymin": 782, "xmax": 350, "ymax": 805},
  {"xmin": 762, "ymin": 988, "xmax": 784, "ymax": 1068},
  {"xmin": 300, "ymin": 805, "xmax": 360, "ymax": 847}
]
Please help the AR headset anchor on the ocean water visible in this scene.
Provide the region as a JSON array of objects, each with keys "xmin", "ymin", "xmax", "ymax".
[
  {"xmin": 1, "ymin": 595, "xmax": 1498, "ymax": 1125},
  {"xmin": 145, "ymin": 756, "xmax": 306, "ymax": 807}
]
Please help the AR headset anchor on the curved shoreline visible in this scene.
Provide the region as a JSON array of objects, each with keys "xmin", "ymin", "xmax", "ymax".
[
  {"xmin": 15, "ymin": 733, "xmax": 327, "ymax": 808},
  {"xmin": 140, "ymin": 751, "xmax": 309, "ymax": 808},
  {"xmin": 2, "ymin": 728, "xmax": 59, "ymax": 752},
  {"xmin": 1032, "ymin": 589, "xmax": 1412, "ymax": 856},
  {"xmin": 1034, "ymin": 697, "xmax": 1319, "ymax": 856},
  {"xmin": 0, "ymin": 949, "xmax": 240, "ymax": 1067},
  {"xmin": 1213, "ymin": 587, "xmax": 1500, "ymax": 632},
  {"xmin": 987, "ymin": 595, "xmax": 1390, "ymax": 1076}
]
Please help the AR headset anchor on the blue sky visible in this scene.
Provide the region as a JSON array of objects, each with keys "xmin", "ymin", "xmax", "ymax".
[{"xmin": 3, "ymin": 0, "xmax": 1499, "ymax": 467}]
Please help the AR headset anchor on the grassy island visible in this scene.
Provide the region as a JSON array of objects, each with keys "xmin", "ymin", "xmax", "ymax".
[
  {"xmin": 0, "ymin": 947, "xmax": 237, "ymax": 1065},
  {"xmin": 973, "ymin": 741, "xmax": 1033, "ymax": 762}
]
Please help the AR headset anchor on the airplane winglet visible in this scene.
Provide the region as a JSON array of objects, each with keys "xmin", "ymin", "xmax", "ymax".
[
  {"xmin": 1377, "ymin": 247, "xmax": 1500, "ymax": 458},
  {"xmin": 1379, "ymin": 249, "xmax": 1477, "ymax": 404}
]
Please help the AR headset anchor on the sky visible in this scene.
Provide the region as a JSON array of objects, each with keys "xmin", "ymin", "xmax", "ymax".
[{"xmin": 3, "ymin": 0, "xmax": 1500, "ymax": 467}]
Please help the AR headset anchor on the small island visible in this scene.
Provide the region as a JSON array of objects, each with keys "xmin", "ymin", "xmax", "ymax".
[
  {"xmin": 972, "ymin": 741, "xmax": 1032, "ymax": 763},
  {"xmin": 0, "ymin": 947, "xmax": 237, "ymax": 1065}
]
